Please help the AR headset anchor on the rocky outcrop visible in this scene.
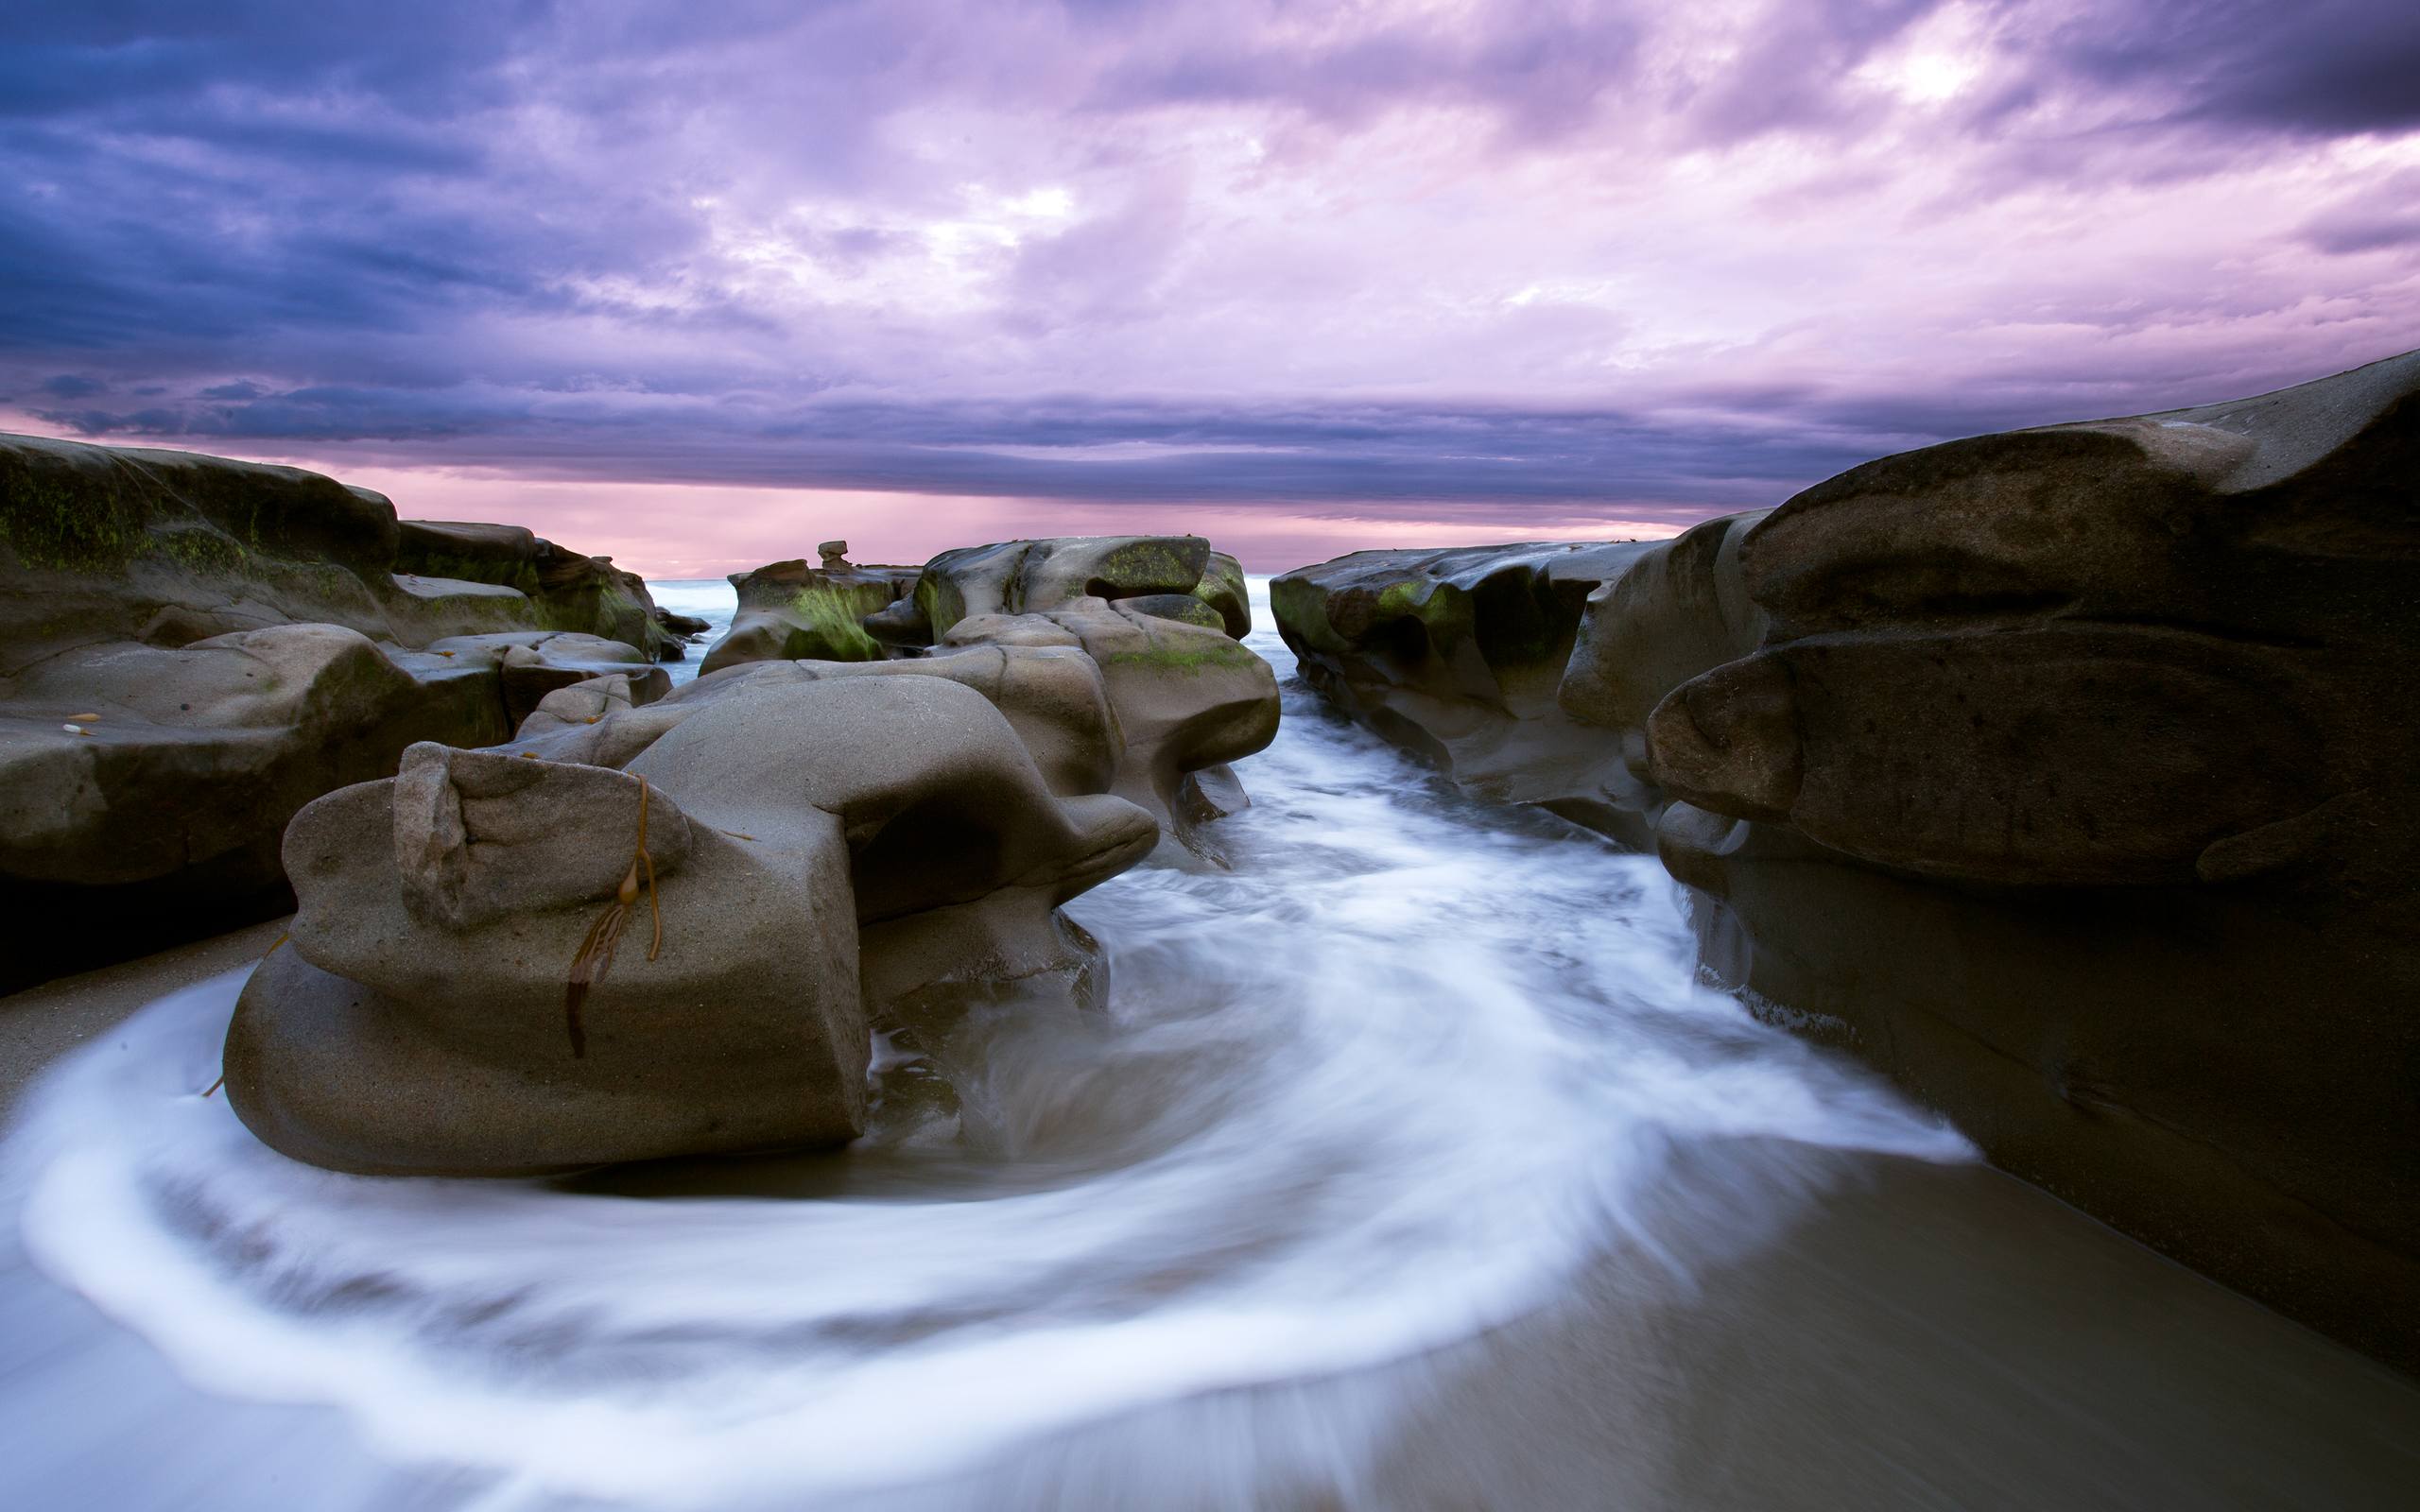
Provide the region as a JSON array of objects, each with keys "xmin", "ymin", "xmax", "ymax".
[
  {"xmin": 393, "ymin": 520, "xmax": 681, "ymax": 660},
  {"xmin": 698, "ymin": 553, "xmax": 919, "ymax": 675},
  {"xmin": 1273, "ymin": 349, "xmax": 2420, "ymax": 1371},
  {"xmin": 1272, "ymin": 538, "xmax": 1726, "ymax": 847},
  {"xmin": 225, "ymin": 676, "xmax": 1158, "ymax": 1176},
  {"xmin": 700, "ymin": 536, "xmax": 1278, "ymax": 858},
  {"xmin": 0, "ymin": 434, "xmax": 673, "ymax": 989},
  {"xmin": 515, "ymin": 648, "xmax": 1118, "ymax": 797},
  {"xmin": 1651, "ymin": 350, "xmax": 2420, "ymax": 1371},
  {"xmin": 221, "ymin": 533, "xmax": 1284, "ymax": 1174},
  {"xmin": 908, "ymin": 536, "xmax": 1248, "ymax": 640}
]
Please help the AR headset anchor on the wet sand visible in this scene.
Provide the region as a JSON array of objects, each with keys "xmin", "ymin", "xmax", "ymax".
[
  {"xmin": 0, "ymin": 916, "xmax": 287, "ymax": 1118},
  {"xmin": 1362, "ymin": 1150, "xmax": 2420, "ymax": 1511}
]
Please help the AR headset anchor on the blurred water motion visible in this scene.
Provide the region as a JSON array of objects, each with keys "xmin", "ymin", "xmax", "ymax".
[{"xmin": 1, "ymin": 583, "xmax": 2413, "ymax": 1510}]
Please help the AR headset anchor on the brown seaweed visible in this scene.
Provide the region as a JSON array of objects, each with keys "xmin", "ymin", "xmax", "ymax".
[{"xmin": 562, "ymin": 776, "xmax": 664, "ymax": 1057}]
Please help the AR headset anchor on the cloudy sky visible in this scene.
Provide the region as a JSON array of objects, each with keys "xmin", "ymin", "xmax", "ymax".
[{"xmin": 5, "ymin": 0, "xmax": 2417, "ymax": 574}]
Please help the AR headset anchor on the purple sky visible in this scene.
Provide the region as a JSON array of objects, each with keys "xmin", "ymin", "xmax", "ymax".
[{"xmin": 5, "ymin": 1, "xmax": 2418, "ymax": 575}]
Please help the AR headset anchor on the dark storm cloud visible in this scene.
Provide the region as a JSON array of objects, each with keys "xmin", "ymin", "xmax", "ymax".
[
  {"xmin": 2029, "ymin": 0, "xmax": 2420, "ymax": 137},
  {"xmin": 22, "ymin": 385, "xmax": 1857, "ymax": 503}
]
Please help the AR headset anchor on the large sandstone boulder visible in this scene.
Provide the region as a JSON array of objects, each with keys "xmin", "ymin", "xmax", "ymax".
[
  {"xmin": 225, "ymin": 677, "xmax": 1156, "ymax": 1176},
  {"xmin": 415, "ymin": 630, "xmax": 670, "ymax": 724},
  {"xmin": 0, "ymin": 623, "xmax": 510, "ymax": 991},
  {"xmin": 693, "ymin": 536, "xmax": 1279, "ymax": 859},
  {"xmin": 1647, "ymin": 350, "xmax": 2420, "ymax": 1369},
  {"xmin": 528, "ymin": 644, "xmax": 1120, "ymax": 798},
  {"xmin": 0, "ymin": 433, "xmax": 679, "ymax": 988}
]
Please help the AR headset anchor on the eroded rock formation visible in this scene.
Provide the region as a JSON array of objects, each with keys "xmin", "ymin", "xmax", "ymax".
[
  {"xmin": 228, "ymin": 677, "xmax": 1156, "ymax": 1175},
  {"xmin": 1272, "ymin": 534, "xmax": 1756, "ymax": 847},
  {"xmin": 0, "ymin": 434, "xmax": 678, "ymax": 988},
  {"xmin": 1655, "ymin": 351, "xmax": 2420, "ymax": 1371},
  {"xmin": 217, "ymin": 530, "xmax": 1276, "ymax": 1175},
  {"xmin": 699, "ymin": 554, "xmax": 919, "ymax": 675},
  {"xmin": 1273, "ymin": 350, "xmax": 2420, "ymax": 1371},
  {"xmin": 392, "ymin": 520, "xmax": 680, "ymax": 660},
  {"xmin": 700, "ymin": 536, "xmax": 1278, "ymax": 857}
]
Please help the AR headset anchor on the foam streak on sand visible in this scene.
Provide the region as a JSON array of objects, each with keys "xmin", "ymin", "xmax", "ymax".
[{"xmin": 0, "ymin": 581, "xmax": 1968, "ymax": 1508}]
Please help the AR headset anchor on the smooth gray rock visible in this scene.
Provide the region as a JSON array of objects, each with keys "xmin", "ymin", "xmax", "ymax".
[{"xmin": 226, "ymin": 677, "xmax": 1157, "ymax": 1176}]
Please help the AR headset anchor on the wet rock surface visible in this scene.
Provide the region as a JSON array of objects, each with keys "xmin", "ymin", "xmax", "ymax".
[
  {"xmin": 1275, "ymin": 350, "xmax": 2420, "ymax": 1370},
  {"xmin": 0, "ymin": 434, "xmax": 680, "ymax": 988}
]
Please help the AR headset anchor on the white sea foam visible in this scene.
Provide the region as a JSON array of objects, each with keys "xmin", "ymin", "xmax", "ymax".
[
  {"xmin": 648, "ymin": 578, "xmax": 738, "ymax": 686},
  {"xmin": 0, "ymin": 580, "xmax": 1970, "ymax": 1508}
]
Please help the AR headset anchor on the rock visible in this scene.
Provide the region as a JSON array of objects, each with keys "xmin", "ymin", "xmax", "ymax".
[
  {"xmin": 607, "ymin": 644, "xmax": 1122, "ymax": 799},
  {"xmin": 655, "ymin": 606, "xmax": 712, "ymax": 638},
  {"xmin": 1194, "ymin": 551, "xmax": 1253, "ymax": 638},
  {"xmin": 913, "ymin": 536, "xmax": 1218, "ymax": 641},
  {"xmin": 1013, "ymin": 598, "xmax": 1277, "ymax": 855},
  {"xmin": 693, "ymin": 536, "xmax": 1280, "ymax": 859},
  {"xmin": 513, "ymin": 672, "xmax": 643, "ymax": 744},
  {"xmin": 0, "ymin": 433, "xmax": 683, "ymax": 987},
  {"xmin": 698, "ymin": 558, "xmax": 918, "ymax": 675},
  {"xmin": 1645, "ymin": 350, "xmax": 2420, "ymax": 1371},
  {"xmin": 394, "ymin": 520, "xmax": 679, "ymax": 659},
  {"xmin": 1271, "ymin": 541, "xmax": 1681, "ymax": 845},
  {"xmin": 421, "ymin": 630, "xmax": 670, "ymax": 724},
  {"xmin": 1117, "ymin": 593, "xmax": 1229, "ymax": 632},
  {"xmin": 224, "ymin": 678, "xmax": 1156, "ymax": 1176},
  {"xmin": 1, "ymin": 434, "xmax": 398, "ymax": 659},
  {"xmin": 0, "ymin": 624, "xmax": 504, "ymax": 990},
  {"xmin": 1270, "ymin": 349, "xmax": 2420, "ymax": 1370},
  {"xmin": 819, "ymin": 539, "xmax": 850, "ymax": 567}
]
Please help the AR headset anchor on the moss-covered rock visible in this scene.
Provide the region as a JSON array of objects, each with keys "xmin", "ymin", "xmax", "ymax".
[
  {"xmin": 698, "ymin": 558, "xmax": 918, "ymax": 674},
  {"xmin": 394, "ymin": 520, "xmax": 676, "ymax": 657},
  {"xmin": 702, "ymin": 536, "xmax": 1278, "ymax": 861},
  {"xmin": 1193, "ymin": 551, "xmax": 1252, "ymax": 637}
]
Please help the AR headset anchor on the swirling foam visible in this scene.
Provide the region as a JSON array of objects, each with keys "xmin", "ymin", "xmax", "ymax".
[{"xmin": 3, "ymin": 581, "xmax": 1969, "ymax": 1507}]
